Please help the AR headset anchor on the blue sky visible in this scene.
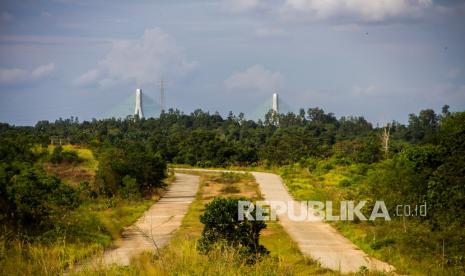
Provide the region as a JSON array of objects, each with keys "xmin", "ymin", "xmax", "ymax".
[{"xmin": 0, "ymin": 0, "xmax": 464, "ymax": 125}]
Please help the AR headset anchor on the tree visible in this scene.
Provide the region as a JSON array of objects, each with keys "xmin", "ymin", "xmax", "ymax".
[
  {"xmin": 427, "ymin": 112, "xmax": 465, "ymax": 227},
  {"xmin": 4, "ymin": 167, "xmax": 79, "ymax": 231},
  {"xmin": 120, "ymin": 175, "xmax": 141, "ymax": 200},
  {"xmin": 407, "ymin": 109, "xmax": 438, "ymax": 142},
  {"xmin": 441, "ymin": 104, "xmax": 450, "ymax": 118},
  {"xmin": 95, "ymin": 142, "xmax": 166, "ymax": 197},
  {"xmin": 198, "ymin": 197, "xmax": 269, "ymax": 260}
]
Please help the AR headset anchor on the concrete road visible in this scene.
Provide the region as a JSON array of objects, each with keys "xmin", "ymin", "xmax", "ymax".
[
  {"xmin": 87, "ymin": 173, "xmax": 199, "ymax": 267},
  {"xmin": 252, "ymin": 171, "xmax": 394, "ymax": 274},
  {"xmin": 176, "ymin": 168, "xmax": 394, "ymax": 274}
]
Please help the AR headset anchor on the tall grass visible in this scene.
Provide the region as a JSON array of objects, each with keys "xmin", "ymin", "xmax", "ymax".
[
  {"xmin": 0, "ymin": 197, "xmax": 156, "ymax": 276},
  {"xmin": 0, "ymin": 239, "xmax": 103, "ymax": 275}
]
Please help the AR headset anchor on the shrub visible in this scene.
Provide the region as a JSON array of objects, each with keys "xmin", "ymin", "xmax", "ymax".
[
  {"xmin": 95, "ymin": 143, "xmax": 166, "ymax": 197},
  {"xmin": 119, "ymin": 175, "xmax": 141, "ymax": 200},
  {"xmin": 300, "ymin": 157, "xmax": 318, "ymax": 172},
  {"xmin": 220, "ymin": 185, "xmax": 240, "ymax": 194},
  {"xmin": 78, "ymin": 181, "xmax": 93, "ymax": 199},
  {"xmin": 61, "ymin": 150, "xmax": 80, "ymax": 164},
  {"xmin": 338, "ymin": 178, "xmax": 352, "ymax": 187},
  {"xmin": 197, "ymin": 197, "xmax": 269, "ymax": 262},
  {"xmin": 370, "ymin": 238, "xmax": 395, "ymax": 250},
  {"xmin": 216, "ymin": 172, "xmax": 241, "ymax": 184},
  {"xmin": 349, "ymin": 163, "xmax": 369, "ymax": 175},
  {"xmin": 49, "ymin": 146, "xmax": 80, "ymax": 164},
  {"xmin": 4, "ymin": 167, "xmax": 80, "ymax": 231},
  {"xmin": 314, "ymin": 160, "xmax": 333, "ymax": 174},
  {"xmin": 195, "ymin": 160, "xmax": 213, "ymax": 168},
  {"xmin": 49, "ymin": 146, "xmax": 63, "ymax": 164}
]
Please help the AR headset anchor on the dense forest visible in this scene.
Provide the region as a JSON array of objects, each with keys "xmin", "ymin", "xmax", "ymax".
[
  {"xmin": 1, "ymin": 105, "xmax": 464, "ymax": 273},
  {"xmin": 7, "ymin": 106, "xmax": 452, "ymax": 164}
]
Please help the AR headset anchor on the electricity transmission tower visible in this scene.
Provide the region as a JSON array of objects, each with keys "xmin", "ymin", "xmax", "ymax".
[{"xmin": 160, "ymin": 79, "xmax": 165, "ymax": 113}]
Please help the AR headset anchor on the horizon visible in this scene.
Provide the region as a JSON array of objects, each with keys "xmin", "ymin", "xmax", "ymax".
[
  {"xmin": 1, "ymin": 102, "xmax": 451, "ymax": 128},
  {"xmin": 0, "ymin": 84, "xmax": 457, "ymax": 126}
]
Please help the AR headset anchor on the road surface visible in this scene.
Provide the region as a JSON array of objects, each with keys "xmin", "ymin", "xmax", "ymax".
[
  {"xmin": 82, "ymin": 173, "xmax": 199, "ymax": 268},
  {"xmin": 176, "ymin": 168, "xmax": 394, "ymax": 274}
]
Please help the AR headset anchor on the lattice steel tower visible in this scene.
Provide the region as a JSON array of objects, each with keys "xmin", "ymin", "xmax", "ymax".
[{"xmin": 160, "ymin": 79, "xmax": 165, "ymax": 113}]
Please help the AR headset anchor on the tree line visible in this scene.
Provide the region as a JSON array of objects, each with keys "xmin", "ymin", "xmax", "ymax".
[{"xmin": 20, "ymin": 106, "xmax": 446, "ymax": 166}]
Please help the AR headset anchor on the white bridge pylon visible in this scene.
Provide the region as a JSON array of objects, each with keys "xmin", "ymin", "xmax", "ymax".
[{"xmin": 134, "ymin": 88, "xmax": 144, "ymax": 118}]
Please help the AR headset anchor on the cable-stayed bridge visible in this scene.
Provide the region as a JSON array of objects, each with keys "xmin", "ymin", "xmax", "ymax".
[
  {"xmin": 104, "ymin": 89, "xmax": 160, "ymax": 119},
  {"xmin": 104, "ymin": 89, "xmax": 294, "ymax": 121},
  {"xmin": 247, "ymin": 94, "xmax": 295, "ymax": 121}
]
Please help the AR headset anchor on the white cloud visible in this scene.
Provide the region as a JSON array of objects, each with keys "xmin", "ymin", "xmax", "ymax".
[
  {"xmin": 31, "ymin": 63, "xmax": 55, "ymax": 79},
  {"xmin": 220, "ymin": 0, "xmax": 435, "ymax": 23},
  {"xmin": 0, "ymin": 63, "xmax": 55, "ymax": 85},
  {"xmin": 73, "ymin": 69, "xmax": 100, "ymax": 87},
  {"xmin": 225, "ymin": 64, "xmax": 283, "ymax": 93},
  {"xmin": 222, "ymin": 0, "xmax": 265, "ymax": 12},
  {"xmin": 281, "ymin": 0, "xmax": 433, "ymax": 22},
  {"xmin": 255, "ymin": 27, "xmax": 287, "ymax": 37},
  {"xmin": 75, "ymin": 28, "xmax": 195, "ymax": 89}
]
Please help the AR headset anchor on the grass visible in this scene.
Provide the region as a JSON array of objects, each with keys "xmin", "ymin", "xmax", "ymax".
[
  {"xmin": 0, "ymin": 145, "xmax": 173, "ymax": 276},
  {"xmin": 0, "ymin": 197, "xmax": 157, "ymax": 275},
  {"xmin": 47, "ymin": 145, "xmax": 98, "ymax": 171},
  {"xmin": 276, "ymin": 161, "xmax": 465, "ymax": 275},
  {"xmin": 43, "ymin": 145, "xmax": 98, "ymax": 187},
  {"xmin": 83, "ymin": 170, "xmax": 336, "ymax": 275}
]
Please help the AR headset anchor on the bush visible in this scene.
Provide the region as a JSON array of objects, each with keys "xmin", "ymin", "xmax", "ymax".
[
  {"xmin": 220, "ymin": 185, "xmax": 240, "ymax": 194},
  {"xmin": 197, "ymin": 197, "xmax": 269, "ymax": 262},
  {"xmin": 301, "ymin": 157, "xmax": 318, "ymax": 173},
  {"xmin": 349, "ymin": 163, "xmax": 369, "ymax": 175},
  {"xmin": 338, "ymin": 178, "xmax": 352, "ymax": 187},
  {"xmin": 4, "ymin": 167, "xmax": 80, "ymax": 231},
  {"xmin": 370, "ymin": 238, "xmax": 395, "ymax": 250},
  {"xmin": 49, "ymin": 146, "xmax": 63, "ymax": 163},
  {"xmin": 314, "ymin": 160, "xmax": 333, "ymax": 174},
  {"xmin": 95, "ymin": 143, "xmax": 166, "ymax": 197},
  {"xmin": 196, "ymin": 160, "xmax": 213, "ymax": 168},
  {"xmin": 216, "ymin": 172, "xmax": 241, "ymax": 184},
  {"xmin": 61, "ymin": 150, "xmax": 80, "ymax": 164},
  {"xmin": 119, "ymin": 175, "xmax": 141, "ymax": 200},
  {"xmin": 49, "ymin": 146, "xmax": 80, "ymax": 164}
]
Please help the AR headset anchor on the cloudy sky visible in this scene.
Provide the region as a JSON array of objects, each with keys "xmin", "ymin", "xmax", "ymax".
[{"xmin": 0, "ymin": 0, "xmax": 464, "ymax": 125}]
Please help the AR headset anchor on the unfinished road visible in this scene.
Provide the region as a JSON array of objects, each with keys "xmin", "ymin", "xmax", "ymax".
[
  {"xmin": 252, "ymin": 171, "xmax": 394, "ymax": 274},
  {"xmin": 176, "ymin": 168, "xmax": 394, "ymax": 274},
  {"xmin": 87, "ymin": 173, "xmax": 199, "ymax": 267}
]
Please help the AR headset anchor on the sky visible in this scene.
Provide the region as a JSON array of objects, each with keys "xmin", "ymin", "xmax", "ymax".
[{"xmin": 0, "ymin": 0, "xmax": 464, "ymax": 125}]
